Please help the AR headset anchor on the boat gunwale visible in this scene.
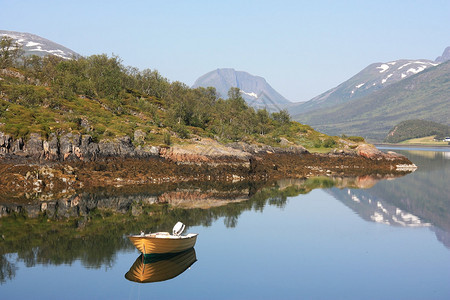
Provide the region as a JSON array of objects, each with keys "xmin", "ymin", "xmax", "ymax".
[{"xmin": 128, "ymin": 233, "xmax": 198, "ymax": 240}]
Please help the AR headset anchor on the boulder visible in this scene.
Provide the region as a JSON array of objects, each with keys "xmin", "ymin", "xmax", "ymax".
[
  {"xmin": 134, "ymin": 129, "xmax": 146, "ymax": 144},
  {"xmin": 356, "ymin": 144, "xmax": 406, "ymax": 161},
  {"xmin": 135, "ymin": 145, "xmax": 160, "ymax": 157},
  {"xmin": 356, "ymin": 144, "xmax": 383, "ymax": 159}
]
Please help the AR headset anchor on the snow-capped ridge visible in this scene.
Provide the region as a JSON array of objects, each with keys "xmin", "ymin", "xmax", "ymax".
[{"xmin": 0, "ymin": 30, "xmax": 79, "ymax": 60}]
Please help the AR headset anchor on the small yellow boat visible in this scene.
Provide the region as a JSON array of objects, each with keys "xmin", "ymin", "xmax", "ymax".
[
  {"xmin": 125, "ymin": 248, "xmax": 197, "ymax": 283},
  {"xmin": 128, "ymin": 222, "xmax": 198, "ymax": 254}
]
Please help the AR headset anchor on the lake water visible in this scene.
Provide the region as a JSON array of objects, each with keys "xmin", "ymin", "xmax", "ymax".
[{"xmin": 1, "ymin": 148, "xmax": 450, "ymax": 299}]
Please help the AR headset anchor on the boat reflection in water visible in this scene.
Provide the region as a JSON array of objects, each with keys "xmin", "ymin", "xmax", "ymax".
[{"xmin": 125, "ymin": 248, "xmax": 197, "ymax": 283}]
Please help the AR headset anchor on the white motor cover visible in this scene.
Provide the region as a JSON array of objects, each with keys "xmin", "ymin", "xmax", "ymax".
[{"xmin": 173, "ymin": 222, "xmax": 185, "ymax": 236}]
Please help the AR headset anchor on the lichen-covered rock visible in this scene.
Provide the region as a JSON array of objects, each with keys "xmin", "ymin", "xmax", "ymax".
[
  {"xmin": 356, "ymin": 144, "xmax": 407, "ymax": 161},
  {"xmin": 78, "ymin": 135, "xmax": 99, "ymax": 161},
  {"xmin": 117, "ymin": 136, "xmax": 135, "ymax": 156},
  {"xmin": 43, "ymin": 133, "xmax": 59, "ymax": 160},
  {"xmin": 227, "ymin": 141, "xmax": 308, "ymax": 155},
  {"xmin": 135, "ymin": 145, "xmax": 160, "ymax": 157},
  {"xmin": 11, "ymin": 137, "xmax": 24, "ymax": 152},
  {"xmin": 25, "ymin": 133, "xmax": 44, "ymax": 158},
  {"xmin": 60, "ymin": 132, "xmax": 81, "ymax": 160},
  {"xmin": 356, "ymin": 144, "xmax": 384, "ymax": 159},
  {"xmin": 160, "ymin": 138, "xmax": 252, "ymax": 165},
  {"xmin": 0, "ymin": 132, "xmax": 12, "ymax": 153},
  {"xmin": 97, "ymin": 136, "xmax": 136, "ymax": 157},
  {"xmin": 134, "ymin": 129, "xmax": 146, "ymax": 144}
]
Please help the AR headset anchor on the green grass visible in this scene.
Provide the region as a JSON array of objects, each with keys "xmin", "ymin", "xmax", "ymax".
[{"xmin": 399, "ymin": 136, "xmax": 449, "ymax": 145}]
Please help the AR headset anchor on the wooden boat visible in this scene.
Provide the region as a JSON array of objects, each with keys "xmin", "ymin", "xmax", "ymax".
[
  {"xmin": 125, "ymin": 248, "xmax": 197, "ymax": 283},
  {"xmin": 128, "ymin": 222, "xmax": 198, "ymax": 254}
]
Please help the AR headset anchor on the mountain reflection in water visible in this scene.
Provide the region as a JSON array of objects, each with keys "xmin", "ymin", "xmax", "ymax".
[
  {"xmin": 0, "ymin": 162, "xmax": 446, "ymax": 284},
  {"xmin": 125, "ymin": 248, "xmax": 197, "ymax": 283},
  {"xmin": 328, "ymin": 148, "xmax": 450, "ymax": 249}
]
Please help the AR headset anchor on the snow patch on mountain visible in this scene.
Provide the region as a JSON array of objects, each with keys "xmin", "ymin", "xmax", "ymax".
[
  {"xmin": 381, "ymin": 74, "xmax": 393, "ymax": 84},
  {"xmin": 26, "ymin": 41, "xmax": 41, "ymax": 47},
  {"xmin": 407, "ymin": 66, "xmax": 426, "ymax": 74},
  {"xmin": 240, "ymin": 90, "xmax": 258, "ymax": 98},
  {"xmin": 376, "ymin": 64, "xmax": 390, "ymax": 73},
  {"xmin": 398, "ymin": 62, "xmax": 412, "ymax": 70}
]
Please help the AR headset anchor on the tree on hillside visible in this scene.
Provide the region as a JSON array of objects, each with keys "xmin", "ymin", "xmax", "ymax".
[
  {"xmin": 137, "ymin": 69, "xmax": 170, "ymax": 99},
  {"xmin": 85, "ymin": 54, "xmax": 125, "ymax": 99},
  {"xmin": 272, "ymin": 109, "xmax": 291, "ymax": 125},
  {"xmin": 0, "ymin": 36, "xmax": 23, "ymax": 68}
]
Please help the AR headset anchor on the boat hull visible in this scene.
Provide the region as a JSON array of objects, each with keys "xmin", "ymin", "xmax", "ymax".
[
  {"xmin": 128, "ymin": 234, "xmax": 198, "ymax": 254},
  {"xmin": 125, "ymin": 248, "xmax": 197, "ymax": 283}
]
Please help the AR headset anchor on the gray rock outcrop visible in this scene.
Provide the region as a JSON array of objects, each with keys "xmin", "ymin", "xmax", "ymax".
[
  {"xmin": 0, "ymin": 131, "xmax": 161, "ymax": 161},
  {"xmin": 227, "ymin": 141, "xmax": 308, "ymax": 155}
]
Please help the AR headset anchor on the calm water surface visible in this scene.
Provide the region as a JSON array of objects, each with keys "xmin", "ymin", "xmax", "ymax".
[{"xmin": 1, "ymin": 148, "xmax": 449, "ymax": 299}]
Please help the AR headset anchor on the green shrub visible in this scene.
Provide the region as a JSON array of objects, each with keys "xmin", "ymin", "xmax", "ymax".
[
  {"xmin": 173, "ymin": 123, "xmax": 189, "ymax": 139},
  {"xmin": 323, "ymin": 137, "xmax": 337, "ymax": 148},
  {"xmin": 313, "ymin": 139, "xmax": 322, "ymax": 148},
  {"xmin": 163, "ymin": 132, "xmax": 171, "ymax": 145},
  {"xmin": 347, "ymin": 136, "xmax": 365, "ymax": 142}
]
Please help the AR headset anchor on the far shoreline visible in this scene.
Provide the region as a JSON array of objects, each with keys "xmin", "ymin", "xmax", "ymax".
[{"xmin": 374, "ymin": 143, "xmax": 450, "ymax": 150}]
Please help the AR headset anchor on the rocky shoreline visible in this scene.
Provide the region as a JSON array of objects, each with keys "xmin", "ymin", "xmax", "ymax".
[
  {"xmin": 0, "ymin": 132, "xmax": 416, "ymax": 200},
  {"xmin": 0, "ymin": 175, "xmax": 405, "ymax": 219}
]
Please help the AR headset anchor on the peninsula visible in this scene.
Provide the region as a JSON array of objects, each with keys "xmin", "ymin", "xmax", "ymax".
[{"xmin": 0, "ymin": 37, "xmax": 414, "ymax": 199}]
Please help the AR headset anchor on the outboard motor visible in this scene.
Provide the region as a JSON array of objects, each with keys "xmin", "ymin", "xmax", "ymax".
[{"xmin": 173, "ymin": 222, "xmax": 185, "ymax": 236}]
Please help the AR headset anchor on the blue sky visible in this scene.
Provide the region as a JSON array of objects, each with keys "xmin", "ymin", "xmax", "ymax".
[{"xmin": 1, "ymin": 0, "xmax": 449, "ymax": 102}]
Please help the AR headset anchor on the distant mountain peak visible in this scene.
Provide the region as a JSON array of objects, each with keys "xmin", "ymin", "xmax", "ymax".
[
  {"xmin": 435, "ymin": 46, "xmax": 450, "ymax": 63},
  {"xmin": 193, "ymin": 68, "xmax": 291, "ymax": 111},
  {"xmin": 288, "ymin": 58, "xmax": 439, "ymax": 116},
  {"xmin": 0, "ymin": 30, "xmax": 79, "ymax": 60}
]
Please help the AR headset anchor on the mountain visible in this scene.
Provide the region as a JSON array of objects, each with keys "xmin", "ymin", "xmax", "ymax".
[
  {"xmin": 435, "ymin": 46, "xmax": 450, "ymax": 63},
  {"xmin": 293, "ymin": 60, "xmax": 450, "ymax": 141},
  {"xmin": 192, "ymin": 68, "xmax": 291, "ymax": 111},
  {"xmin": 0, "ymin": 30, "xmax": 79, "ymax": 59},
  {"xmin": 288, "ymin": 59, "xmax": 439, "ymax": 116}
]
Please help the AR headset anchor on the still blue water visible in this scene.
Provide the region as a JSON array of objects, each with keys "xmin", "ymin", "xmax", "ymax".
[{"xmin": 1, "ymin": 148, "xmax": 450, "ymax": 299}]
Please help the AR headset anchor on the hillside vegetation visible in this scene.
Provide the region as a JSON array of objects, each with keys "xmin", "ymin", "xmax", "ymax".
[
  {"xmin": 384, "ymin": 119, "xmax": 450, "ymax": 143},
  {"xmin": 293, "ymin": 60, "xmax": 450, "ymax": 141},
  {"xmin": 0, "ymin": 36, "xmax": 342, "ymax": 151}
]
